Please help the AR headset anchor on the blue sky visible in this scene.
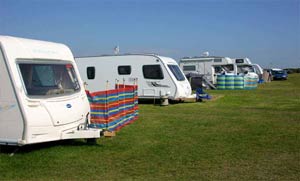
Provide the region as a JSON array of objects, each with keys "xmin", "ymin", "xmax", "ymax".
[{"xmin": 1, "ymin": 0, "xmax": 299, "ymax": 68}]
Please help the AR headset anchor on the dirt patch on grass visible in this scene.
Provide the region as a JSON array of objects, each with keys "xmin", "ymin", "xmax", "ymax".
[{"xmin": 209, "ymin": 94, "xmax": 224, "ymax": 101}]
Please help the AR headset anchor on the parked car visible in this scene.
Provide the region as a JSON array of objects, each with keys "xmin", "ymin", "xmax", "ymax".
[{"xmin": 271, "ymin": 69, "xmax": 288, "ymax": 80}]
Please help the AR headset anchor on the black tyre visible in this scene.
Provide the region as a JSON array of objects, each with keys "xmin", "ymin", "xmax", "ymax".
[{"xmin": 86, "ymin": 138, "xmax": 97, "ymax": 144}]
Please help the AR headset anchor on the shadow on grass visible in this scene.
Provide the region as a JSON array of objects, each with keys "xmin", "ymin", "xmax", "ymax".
[
  {"xmin": 138, "ymin": 99, "xmax": 202, "ymax": 105},
  {"xmin": 138, "ymin": 99, "xmax": 162, "ymax": 105},
  {"xmin": 0, "ymin": 139, "xmax": 103, "ymax": 155}
]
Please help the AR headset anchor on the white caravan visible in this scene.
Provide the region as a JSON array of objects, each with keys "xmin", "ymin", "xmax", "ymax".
[
  {"xmin": 75, "ymin": 54, "xmax": 192, "ymax": 101},
  {"xmin": 252, "ymin": 63, "xmax": 264, "ymax": 80},
  {"xmin": 179, "ymin": 56, "xmax": 235, "ymax": 84},
  {"xmin": 180, "ymin": 56, "xmax": 258, "ymax": 85},
  {"xmin": 0, "ymin": 36, "xmax": 101, "ymax": 146},
  {"xmin": 252, "ymin": 64, "xmax": 263, "ymax": 75},
  {"xmin": 234, "ymin": 58, "xmax": 259, "ymax": 79}
]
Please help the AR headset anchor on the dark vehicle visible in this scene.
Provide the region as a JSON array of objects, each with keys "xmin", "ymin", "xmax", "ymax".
[{"xmin": 271, "ymin": 69, "xmax": 288, "ymax": 80}]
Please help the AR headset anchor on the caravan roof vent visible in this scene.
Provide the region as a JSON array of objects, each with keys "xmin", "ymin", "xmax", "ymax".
[{"xmin": 202, "ymin": 52, "xmax": 209, "ymax": 57}]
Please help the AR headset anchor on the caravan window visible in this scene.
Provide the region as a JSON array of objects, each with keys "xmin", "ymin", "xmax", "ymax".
[
  {"xmin": 236, "ymin": 59, "xmax": 244, "ymax": 64},
  {"xmin": 237, "ymin": 65, "xmax": 255, "ymax": 74},
  {"xmin": 87, "ymin": 67, "xmax": 95, "ymax": 79},
  {"xmin": 213, "ymin": 58, "xmax": 222, "ymax": 62},
  {"xmin": 183, "ymin": 65, "xmax": 196, "ymax": 71},
  {"xmin": 222, "ymin": 64, "xmax": 234, "ymax": 72},
  {"xmin": 168, "ymin": 65, "xmax": 186, "ymax": 81},
  {"xmin": 19, "ymin": 63, "xmax": 80, "ymax": 96},
  {"xmin": 214, "ymin": 66, "xmax": 223, "ymax": 74},
  {"xmin": 118, "ymin": 65, "xmax": 131, "ymax": 75},
  {"xmin": 143, "ymin": 65, "xmax": 164, "ymax": 79},
  {"xmin": 214, "ymin": 64, "xmax": 234, "ymax": 74}
]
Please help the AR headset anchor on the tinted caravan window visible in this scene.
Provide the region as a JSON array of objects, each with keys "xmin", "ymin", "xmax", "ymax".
[
  {"xmin": 118, "ymin": 65, "xmax": 131, "ymax": 75},
  {"xmin": 222, "ymin": 64, "xmax": 234, "ymax": 72},
  {"xmin": 87, "ymin": 67, "xmax": 95, "ymax": 79},
  {"xmin": 168, "ymin": 65, "xmax": 185, "ymax": 81},
  {"xmin": 236, "ymin": 59, "xmax": 244, "ymax": 63},
  {"xmin": 19, "ymin": 63, "xmax": 80, "ymax": 96},
  {"xmin": 214, "ymin": 66, "xmax": 223, "ymax": 74},
  {"xmin": 143, "ymin": 65, "xmax": 164, "ymax": 79},
  {"xmin": 237, "ymin": 65, "xmax": 254, "ymax": 74},
  {"xmin": 183, "ymin": 65, "xmax": 196, "ymax": 71},
  {"xmin": 214, "ymin": 58, "xmax": 222, "ymax": 62}
]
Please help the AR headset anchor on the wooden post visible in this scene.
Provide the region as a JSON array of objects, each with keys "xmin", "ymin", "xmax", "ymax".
[{"xmin": 105, "ymin": 80, "xmax": 109, "ymax": 130}]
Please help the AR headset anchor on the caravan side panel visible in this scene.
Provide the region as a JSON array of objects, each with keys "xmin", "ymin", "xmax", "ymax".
[
  {"xmin": 76, "ymin": 55, "xmax": 178, "ymax": 99},
  {"xmin": 0, "ymin": 47, "xmax": 24, "ymax": 145}
]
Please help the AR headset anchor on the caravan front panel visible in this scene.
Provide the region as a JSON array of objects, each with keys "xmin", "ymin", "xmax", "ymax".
[
  {"xmin": 17, "ymin": 61, "xmax": 91, "ymax": 144},
  {"xmin": 162, "ymin": 57, "xmax": 192, "ymax": 100},
  {"xmin": 18, "ymin": 62, "xmax": 84, "ymax": 126}
]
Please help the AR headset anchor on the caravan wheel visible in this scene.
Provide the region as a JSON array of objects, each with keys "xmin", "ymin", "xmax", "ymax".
[{"xmin": 86, "ymin": 138, "xmax": 97, "ymax": 145}]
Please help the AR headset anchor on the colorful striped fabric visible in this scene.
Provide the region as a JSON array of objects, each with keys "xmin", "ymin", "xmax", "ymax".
[
  {"xmin": 244, "ymin": 77, "xmax": 258, "ymax": 90},
  {"xmin": 86, "ymin": 84, "xmax": 138, "ymax": 131},
  {"xmin": 234, "ymin": 75, "xmax": 244, "ymax": 90},
  {"xmin": 217, "ymin": 75, "xmax": 226, "ymax": 90},
  {"xmin": 225, "ymin": 75, "xmax": 235, "ymax": 90},
  {"xmin": 217, "ymin": 75, "xmax": 258, "ymax": 90}
]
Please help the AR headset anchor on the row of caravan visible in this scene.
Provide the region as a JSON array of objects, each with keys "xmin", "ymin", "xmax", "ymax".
[
  {"xmin": 0, "ymin": 36, "xmax": 192, "ymax": 146},
  {"xmin": 179, "ymin": 56, "xmax": 262, "ymax": 86},
  {"xmin": 0, "ymin": 35, "xmax": 262, "ymax": 146}
]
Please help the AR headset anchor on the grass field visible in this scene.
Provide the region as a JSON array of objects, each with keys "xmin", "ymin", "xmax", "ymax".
[{"xmin": 1, "ymin": 74, "xmax": 299, "ymax": 180}]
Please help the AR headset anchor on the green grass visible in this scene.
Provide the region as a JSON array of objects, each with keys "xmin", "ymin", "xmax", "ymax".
[{"xmin": 1, "ymin": 74, "xmax": 300, "ymax": 180}]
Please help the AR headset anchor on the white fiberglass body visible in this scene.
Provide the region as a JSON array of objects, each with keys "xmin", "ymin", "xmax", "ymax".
[
  {"xmin": 76, "ymin": 54, "xmax": 192, "ymax": 101},
  {"xmin": 0, "ymin": 36, "xmax": 101, "ymax": 146}
]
